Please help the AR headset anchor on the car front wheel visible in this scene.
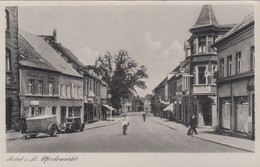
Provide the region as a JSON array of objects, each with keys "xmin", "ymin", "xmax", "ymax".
[{"xmin": 50, "ymin": 125, "xmax": 58, "ymax": 137}]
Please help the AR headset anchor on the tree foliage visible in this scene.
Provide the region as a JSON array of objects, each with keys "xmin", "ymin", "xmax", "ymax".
[{"xmin": 94, "ymin": 49, "xmax": 148, "ymax": 110}]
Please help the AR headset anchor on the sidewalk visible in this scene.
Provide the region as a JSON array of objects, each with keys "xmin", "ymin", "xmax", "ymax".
[
  {"xmin": 6, "ymin": 118, "xmax": 120, "ymax": 141},
  {"xmin": 149, "ymin": 114, "xmax": 254, "ymax": 152}
]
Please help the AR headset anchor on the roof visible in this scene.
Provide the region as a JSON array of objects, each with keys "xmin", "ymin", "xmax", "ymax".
[
  {"xmin": 215, "ymin": 12, "xmax": 254, "ymax": 44},
  {"xmin": 48, "ymin": 40, "xmax": 85, "ymax": 67},
  {"xmin": 193, "ymin": 5, "xmax": 219, "ymax": 28},
  {"xmin": 154, "ymin": 77, "xmax": 168, "ymax": 91},
  {"xmin": 18, "ymin": 34, "xmax": 59, "ymax": 72},
  {"xmin": 19, "ymin": 29, "xmax": 83, "ymax": 78}
]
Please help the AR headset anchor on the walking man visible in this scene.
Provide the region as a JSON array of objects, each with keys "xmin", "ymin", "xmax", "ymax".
[
  {"xmin": 187, "ymin": 115, "xmax": 198, "ymax": 135},
  {"xmin": 122, "ymin": 114, "xmax": 129, "ymax": 136}
]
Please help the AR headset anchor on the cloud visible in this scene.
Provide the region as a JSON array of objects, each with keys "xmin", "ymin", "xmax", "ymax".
[
  {"xmin": 142, "ymin": 32, "xmax": 162, "ymax": 52},
  {"xmin": 73, "ymin": 46, "xmax": 100, "ymax": 66}
]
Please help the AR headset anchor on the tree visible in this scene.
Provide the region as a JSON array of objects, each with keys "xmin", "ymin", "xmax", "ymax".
[{"xmin": 94, "ymin": 50, "xmax": 148, "ymax": 111}]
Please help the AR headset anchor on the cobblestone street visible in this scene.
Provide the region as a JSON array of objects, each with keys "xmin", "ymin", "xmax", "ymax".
[{"xmin": 7, "ymin": 113, "xmax": 247, "ymax": 153}]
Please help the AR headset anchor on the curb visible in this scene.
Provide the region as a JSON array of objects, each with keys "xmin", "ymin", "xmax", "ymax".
[
  {"xmin": 149, "ymin": 115, "xmax": 254, "ymax": 152},
  {"xmin": 85, "ymin": 119, "xmax": 120, "ymax": 130},
  {"xmin": 150, "ymin": 117, "xmax": 178, "ymax": 131},
  {"xmin": 192, "ymin": 135, "xmax": 254, "ymax": 152},
  {"xmin": 6, "ymin": 119, "xmax": 121, "ymax": 141}
]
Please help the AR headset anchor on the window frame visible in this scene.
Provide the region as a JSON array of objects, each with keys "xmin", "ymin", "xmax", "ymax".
[
  {"xmin": 227, "ymin": 55, "xmax": 232, "ymax": 76},
  {"xmin": 28, "ymin": 79, "xmax": 34, "ymax": 94},
  {"xmin": 236, "ymin": 52, "xmax": 241, "ymax": 74},
  {"xmin": 48, "ymin": 82, "xmax": 54, "ymax": 95},
  {"xmin": 250, "ymin": 46, "xmax": 255, "ymax": 70},
  {"xmin": 37, "ymin": 80, "xmax": 43, "ymax": 95},
  {"xmin": 198, "ymin": 36, "xmax": 206, "ymax": 54}
]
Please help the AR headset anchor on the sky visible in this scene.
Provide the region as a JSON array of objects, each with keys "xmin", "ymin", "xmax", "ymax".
[{"xmin": 18, "ymin": 3, "xmax": 254, "ymax": 97}]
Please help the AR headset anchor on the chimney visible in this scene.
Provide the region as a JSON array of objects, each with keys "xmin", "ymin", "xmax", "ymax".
[{"xmin": 53, "ymin": 29, "xmax": 57, "ymax": 42}]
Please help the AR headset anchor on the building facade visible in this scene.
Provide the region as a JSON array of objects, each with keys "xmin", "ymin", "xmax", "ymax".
[
  {"xmin": 19, "ymin": 30, "xmax": 84, "ymax": 125},
  {"xmin": 180, "ymin": 5, "xmax": 234, "ymax": 127},
  {"xmin": 213, "ymin": 13, "xmax": 255, "ymax": 139},
  {"xmin": 5, "ymin": 7, "xmax": 20, "ymax": 130}
]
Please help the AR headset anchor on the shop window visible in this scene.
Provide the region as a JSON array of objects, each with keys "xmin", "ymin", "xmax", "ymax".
[
  {"xmin": 250, "ymin": 46, "xmax": 255, "ymax": 70},
  {"xmin": 52, "ymin": 107, "xmax": 57, "ymax": 115},
  {"xmin": 28, "ymin": 79, "xmax": 34, "ymax": 94},
  {"xmin": 6, "ymin": 48, "xmax": 11, "ymax": 71},
  {"xmin": 74, "ymin": 107, "xmax": 80, "ymax": 117},
  {"xmin": 220, "ymin": 59, "xmax": 224, "ymax": 77},
  {"xmin": 227, "ymin": 55, "xmax": 232, "ymax": 76},
  {"xmin": 198, "ymin": 36, "xmax": 206, "ymax": 53},
  {"xmin": 37, "ymin": 81, "xmax": 43, "ymax": 95},
  {"xmin": 198, "ymin": 67, "xmax": 206, "ymax": 84},
  {"xmin": 49, "ymin": 82, "xmax": 54, "ymax": 95},
  {"xmin": 31, "ymin": 106, "xmax": 35, "ymax": 117},
  {"xmin": 236, "ymin": 52, "xmax": 241, "ymax": 74},
  {"xmin": 38, "ymin": 107, "xmax": 45, "ymax": 115},
  {"xmin": 68, "ymin": 107, "xmax": 73, "ymax": 117},
  {"xmin": 5, "ymin": 10, "xmax": 9, "ymax": 30}
]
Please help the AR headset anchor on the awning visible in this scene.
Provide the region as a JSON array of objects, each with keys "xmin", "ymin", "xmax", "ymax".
[
  {"xmin": 102, "ymin": 104, "xmax": 116, "ymax": 111},
  {"xmin": 163, "ymin": 103, "xmax": 174, "ymax": 112}
]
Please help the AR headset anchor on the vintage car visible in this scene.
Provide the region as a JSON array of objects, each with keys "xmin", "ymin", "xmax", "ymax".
[
  {"xmin": 60, "ymin": 117, "xmax": 85, "ymax": 133},
  {"xmin": 24, "ymin": 115, "xmax": 59, "ymax": 139}
]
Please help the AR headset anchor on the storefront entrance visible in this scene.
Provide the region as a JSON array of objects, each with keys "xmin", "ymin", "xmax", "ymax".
[
  {"xmin": 198, "ymin": 96, "xmax": 212, "ymax": 126},
  {"xmin": 235, "ymin": 96, "xmax": 249, "ymax": 133}
]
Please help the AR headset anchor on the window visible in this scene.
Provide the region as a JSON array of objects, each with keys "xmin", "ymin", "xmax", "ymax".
[
  {"xmin": 198, "ymin": 67, "xmax": 206, "ymax": 84},
  {"xmin": 251, "ymin": 46, "xmax": 255, "ymax": 70},
  {"xmin": 6, "ymin": 49, "xmax": 11, "ymax": 71},
  {"xmin": 220, "ymin": 59, "xmax": 224, "ymax": 77},
  {"xmin": 90, "ymin": 79, "xmax": 92, "ymax": 91},
  {"xmin": 236, "ymin": 52, "xmax": 241, "ymax": 74},
  {"xmin": 38, "ymin": 107, "xmax": 45, "ymax": 116},
  {"xmin": 68, "ymin": 107, "xmax": 73, "ymax": 117},
  {"xmin": 28, "ymin": 80, "xmax": 34, "ymax": 94},
  {"xmin": 60, "ymin": 84, "xmax": 66, "ymax": 97},
  {"xmin": 67, "ymin": 85, "xmax": 71, "ymax": 98},
  {"xmin": 6, "ymin": 76, "xmax": 11, "ymax": 85},
  {"xmin": 49, "ymin": 82, "xmax": 54, "ymax": 95},
  {"xmin": 37, "ymin": 81, "xmax": 43, "ymax": 95},
  {"xmin": 208, "ymin": 35, "xmax": 213, "ymax": 53},
  {"xmin": 198, "ymin": 36, "xmax": 206, "ymax": 53},
  {"xmin": 5, "ymin": 10, "xmax": 9, "ymax": 30},
  {"xmin": 227, "ymin": 56, "xmax": 232, "ymax": 76},
  {"xmin": 74, "ymin": 86, "xmax": 78, "ymax": 98},
  {"xmin": 52, "ymin": 107, "xmax": 57, "ymax": 115},
  {"xmin": 193, "ymin": 38, "xmax": 197, "ymax": 54}
]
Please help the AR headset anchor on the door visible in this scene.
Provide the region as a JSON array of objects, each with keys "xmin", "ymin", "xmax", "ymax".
[
  {"xmin": 6, "ymin": 98, "xmax": 13, "ymax": 130},
  {"xmin": 61, "ymin": 107, "xmax": 66, "ymax": 124},
  {"xmin": 221, "ymin": 98, "xmax": 231, "ymax": 129},
  {"xmin": 235, "ymin": 96, "xmax": 249, "ymax": 133}
]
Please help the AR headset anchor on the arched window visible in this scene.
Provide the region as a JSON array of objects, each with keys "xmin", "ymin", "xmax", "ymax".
[
  {"xmin": 6, "ymin": 48, "xmax": 11, "ymax": 71},
  {"xmin": 5, "ymin": 10, "xmax": 9, "ymax": 30}
]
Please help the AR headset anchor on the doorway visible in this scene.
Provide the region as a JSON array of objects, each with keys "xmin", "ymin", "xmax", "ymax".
[
  {"xmin": 6, "ymin": 98, "xmax": 13, "ymax": 130},
  {"xmin": 61, "ymin": 107, "xmax": 66, "ymax": 124}
]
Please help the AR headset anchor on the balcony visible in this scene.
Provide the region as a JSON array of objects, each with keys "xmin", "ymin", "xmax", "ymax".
[{"xmin": 192, "ymin": 84, "xmax": 216, "ymax": 95}]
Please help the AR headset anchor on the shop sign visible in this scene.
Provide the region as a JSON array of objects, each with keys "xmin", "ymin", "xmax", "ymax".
[
  {"xmin": 30, "ymin": 100, "xmax": 39, "ymax": 106},
  {"xmin": 193, "ymin": 85, "xmax": 211, "ymax": 94}
]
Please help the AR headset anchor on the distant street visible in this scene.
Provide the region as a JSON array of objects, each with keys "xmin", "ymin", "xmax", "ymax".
[{"xmin": 7, "ymin": 112, "xmax": 247, "ymax": 153}]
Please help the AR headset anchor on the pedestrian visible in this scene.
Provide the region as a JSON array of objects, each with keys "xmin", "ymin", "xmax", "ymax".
[
  {"xmin": 160, "ymin": 112, "xmax": 163, "ymax": 119},
  {"xmin": 122, "ymin": 114, "xmax": 129, "ymax": 136},
  {"xmin": 187, "ymin": 115, "xmax": 198, "ymax": 135},
  {"xmin": 143, "ymin": 113, "xmax": 146, "ymax": 122}
]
